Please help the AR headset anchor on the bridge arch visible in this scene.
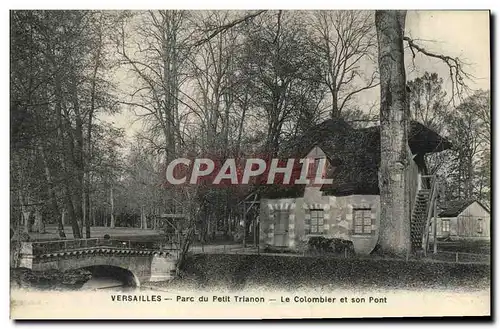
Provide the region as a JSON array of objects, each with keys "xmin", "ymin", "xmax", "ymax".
[{"xmin": 79, "ymin": 265, "xmax": 141, "ymax": 290}]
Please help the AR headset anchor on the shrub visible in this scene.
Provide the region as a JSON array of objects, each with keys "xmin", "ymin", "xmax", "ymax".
[
  {"xmin": 10, "ymin": 267, "xmax": 92, "ymax": 290},
  {"xmin": 307, "ymin": 236, "xmax": 354, "ymax": 255},
  {"xmin": 179, "ymin": 254, "xmax": 490, "ymax": 290}
]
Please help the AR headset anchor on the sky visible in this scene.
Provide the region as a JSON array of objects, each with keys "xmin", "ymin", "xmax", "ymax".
[
  {"xmin": 102, "ymin": 10, "xmax": 491, "ymax": 138},
  {"xmin": 405, "ymin": 10, "xmax": 489, "ymax": 89}
]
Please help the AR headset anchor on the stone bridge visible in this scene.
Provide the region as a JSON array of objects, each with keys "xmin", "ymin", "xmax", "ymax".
[{"xmin": 16, "ymin": 238, "xmax": 180, "ymax": 287}]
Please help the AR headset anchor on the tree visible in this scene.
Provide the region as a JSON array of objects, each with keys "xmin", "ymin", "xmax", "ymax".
[
  {"xmin": 375, "ymin": 10, "xmax": 482, "ymax": 256},
  {"xmin": 188, "ymin": 11, "xmax": 241, "ymax": 156},
  {"xmin": 309, "ymin": 10, "xmax": 378, "ymax": 118},
  {"xmin": 10, "ymin": 11, "xmax": 119, "ymax": 240},
  {"xmin": 408, "ymin": 72, "xmax": 449, "ymax": 132},
  {"xmin": 117, "ymin": 10, "xmax": 192, "ymax": 161},
  {"xmin": 375, "ymin": 10, "xmax": 411, "ymax": 256},
  {"xmin": 242, "ymin": 11, "xmax": 325, "ymax": 156},
  {"xmin": 445, "ymin": 90, "xmax": 490, "ymax": 203}
]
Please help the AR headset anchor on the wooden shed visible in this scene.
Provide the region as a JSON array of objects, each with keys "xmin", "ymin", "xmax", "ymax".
[{"xmin": 434, "ymin": 200, "xmax": 490, "ymax": 240}]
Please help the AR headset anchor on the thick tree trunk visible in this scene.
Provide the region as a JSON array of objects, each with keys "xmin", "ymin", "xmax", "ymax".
[
  {"xmin": 331, "ymin": 90, "xmax": 339, "ymax": 118},
  {"xmin": 375, "ymin": 10, "xmax": 411, "ymax": 256},
  {"xmin": 84, "ymin": 188, "xmax": 92, "ymax": 238},
  {"xmin": 73, "ymin": 83, "xmax": 85, "ymax": 237},
  {"xmin": 84, "ymin": 26, "xmax": 102, "ymax": 239},
  {"xmin": 39, "ymin": 144, "xmax": 65, "ymax": 238},
  {"xmin": 54, "ymin": 70, "xmax": 81, "ymax": 239},
  {"xmin": 64, "ymin": 186, "xmax": 81, "ymax": 239}
]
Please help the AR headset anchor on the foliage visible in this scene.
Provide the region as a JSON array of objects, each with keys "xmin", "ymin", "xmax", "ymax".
[
  {"xmin": 307, "ymin": 236, "xmax": 355, "ymax": 254},
  {"xmin": 178, "ymin": 253, "xmax": 490, "ymax": 290},
  {"xmin": 10, "ymin": 267, "xmax": 92, "ymax": 290}
]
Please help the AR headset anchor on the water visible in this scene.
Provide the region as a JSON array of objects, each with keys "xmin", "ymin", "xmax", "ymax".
[{"xmin": 81, "ymin": 277, "xmax": 127, "ymax": 290}]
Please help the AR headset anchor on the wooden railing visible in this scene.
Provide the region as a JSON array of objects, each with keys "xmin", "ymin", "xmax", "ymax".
[
  {"xmin": 31, "ymin": 238, "xmax": 179, "ymax": 256},
  {"xmin": 421, "ymin": 174, "xmax": 439, "ymax": 256},
  {"xmin": 427, "ymin": 250, "xmax": 490, "ymax": 264}
]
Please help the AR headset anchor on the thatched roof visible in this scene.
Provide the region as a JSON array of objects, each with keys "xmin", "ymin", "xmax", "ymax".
[{"xmin": 260, "ymin": 119, "xmax": 452, "ymax": 198}]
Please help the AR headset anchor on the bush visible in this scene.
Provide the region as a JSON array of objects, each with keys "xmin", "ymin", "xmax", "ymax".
[
  {"xmin": 10, "ymin": 267, "xmax": 92, "ymax": 290},
  {"xmin": 179, "ymin": 253, "xmax": 490, "ymax": 291},
  {"xmin": 308, "ymin": 236, "xmax": 332, "ymax": 252},
  {"xmin": 307, "ymin": 236, "xmax": 354, "ymax": 255},
  {"xmin": 262, "ymin": 245, "xmax": 298, "ymax": 254}
]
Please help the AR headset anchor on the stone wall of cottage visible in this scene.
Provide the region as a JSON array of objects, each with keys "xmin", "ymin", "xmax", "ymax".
[{"xmin": 260, "ymin": 195, "xmax": 380, "ymax": 255}]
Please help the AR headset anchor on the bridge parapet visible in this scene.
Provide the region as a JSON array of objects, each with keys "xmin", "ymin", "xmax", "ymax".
[{"xmin": 31, "ymin": 238, "xmax": 178, "ymax": 256}]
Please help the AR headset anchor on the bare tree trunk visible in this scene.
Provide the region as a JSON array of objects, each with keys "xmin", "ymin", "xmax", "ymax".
[
  {"xmin": 64, "ymin": 186, "xmax": 81, "ymax": 238},
  {"xmin": 253, "ymin": 217, "xmax": 258, "ymax": 247},
  {"xmin": 72, "ymin": 77, "xmax": 85, "ymax": 238},
  {"xmin": 110, "ymin": 185, "xmax": 115, "ymax": 229},
  {"xmin": 104, "ymin": 207, "xmax": 108, "ymax": 227},
  {"xmin": 141, "ymin": 205, "xmax": 148, "ymax": 230},
  {"xmin": 33, "ymin": 206, "xmax": 45, "ymax": 233},
  {"xmin": 82, "ymin": 191, "xmax": 87, "ymax": 237},
  {"xmin": 54, "ymin": 71, "xmax": 81, "ymax": 239},
  {"xmin": 83, "ymin": 24, "xmax": 103, "ymax": 239},
  {"xmin": 18, "ymin": 191, "xmax": 30, "ymax": 234},
  {"xmin": 235, "ymin": 92, "xmax": 248, "ymax": 157},
  {"xmin": 331, "ymin": 91, "xmax": 339, "ymax": 118},
  {"xmin": 61, "ymin": 209, "xmax": 67, "ymax": 226},
  {"xmin": 375, "ymin": 10, "xmax": 411, "ymax": 256},
  {"xmin": 91, "ymin": 199, "xmax": 96, "ymax": 226},
  {"xmin": 39, "ymin": 144, "xmax": 65, "ymax": 238}
]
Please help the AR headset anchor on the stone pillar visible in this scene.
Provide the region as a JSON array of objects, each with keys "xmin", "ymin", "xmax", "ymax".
[
  {"xmin": 18, "ymin": 242, "xmax": 33, "ymax": 269},
  {"xmin": 149, "ymin": 253, "xmax": 177, "ymax": 282}
]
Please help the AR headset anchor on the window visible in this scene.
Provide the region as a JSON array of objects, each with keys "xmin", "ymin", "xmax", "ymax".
[
  {"xmin": 477, "ymin": 218, "xmax": 483, "ymax": 234},
  {"xmin": 353, "ymin": 208, "xmax": 373, "ymax": 234},
  {"xmin": 442, "ymin": 220, "xmax": 450, "ymax": 233},
  {"xmin": 306, "ymin": 209, "xmax": 324, "ymax": 234}
]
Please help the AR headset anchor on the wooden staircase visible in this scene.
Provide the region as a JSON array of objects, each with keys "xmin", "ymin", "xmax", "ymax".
[
  {"xmin": 410, "ymin": 175, "xmax": 439, "ymax": 255},
  {"xmin": 410, "ymin": 189, "xmax": 431, "ymax": 252}
]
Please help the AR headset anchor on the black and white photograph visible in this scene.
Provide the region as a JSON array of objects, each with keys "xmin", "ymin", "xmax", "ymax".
[{"xmin": 9, "ymin": 8, "xmax": 491, "ymax": 319}]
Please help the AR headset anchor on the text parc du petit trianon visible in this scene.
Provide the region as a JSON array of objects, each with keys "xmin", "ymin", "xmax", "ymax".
[{"xmin": 110, "ymin": 294, "xmax": 388, "ymax": 304}]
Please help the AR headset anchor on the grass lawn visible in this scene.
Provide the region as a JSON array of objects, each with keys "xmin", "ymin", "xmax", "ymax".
[
  {"xmin": 29, "ymin": 225, "xmax": 243, "ymax": 245},
  {"xmin": 436, "ymin": 240, "xmax": 490, "ymax": 254},
  {"xmin": 28, "ymin": 225, "xmax": 164, "ymax": 242}
]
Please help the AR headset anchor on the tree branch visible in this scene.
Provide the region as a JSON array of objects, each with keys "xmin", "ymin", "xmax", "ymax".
[
  {"xmin": 192, "ymin": 10, "xmax": 267, "ymax": 47},
  {"xmin": 403, "ymin": 36, "xmax": 474, "ymax": 104}
]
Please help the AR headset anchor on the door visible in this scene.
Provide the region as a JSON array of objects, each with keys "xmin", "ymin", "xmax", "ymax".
[{"xmin": 274, "ymin": 210, "xmax": 289, "ymax": 247}]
